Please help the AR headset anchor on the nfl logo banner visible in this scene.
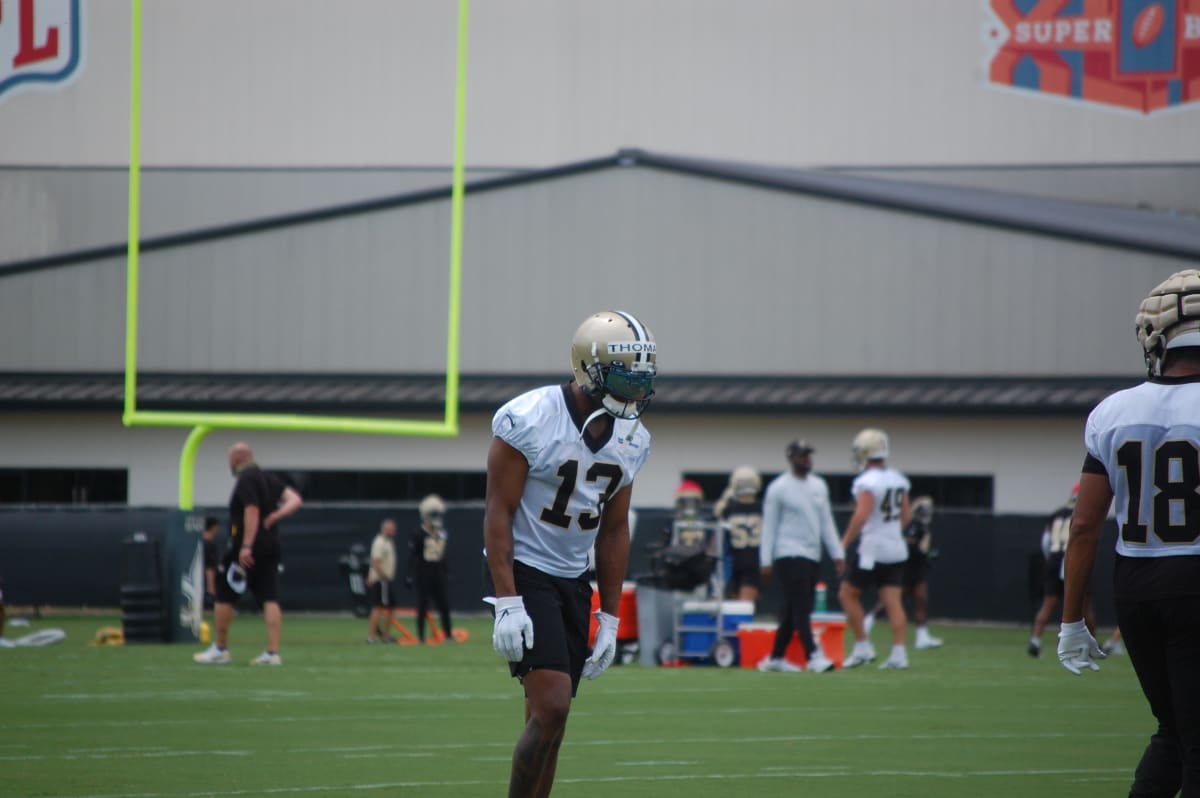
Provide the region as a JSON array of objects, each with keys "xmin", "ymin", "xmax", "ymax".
[
  {"xmin": 984, "ymin": 0, "xmax": 1200, "ymax": 114},
  {"xmin": 0, "ymin": 0, "xmax": 82, "ymax": 103}
]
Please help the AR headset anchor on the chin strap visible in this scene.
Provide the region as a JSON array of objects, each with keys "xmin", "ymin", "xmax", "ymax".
[{"xmin": 580, "ymin": 406, "xmax": 609, "ymax": 440}]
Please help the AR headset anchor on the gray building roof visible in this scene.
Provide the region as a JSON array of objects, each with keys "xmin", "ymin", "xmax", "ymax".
[
  {"xmin": 0, "ymin": 372, "xmax": 1138, "ymax": 415},
  {"xmin": 2, "ymin": 148, "xmax": 1198, "ymax": 279},
  {"xmin": 0, "ymin": 149, "xmax": 1169, "ymax": 415}
]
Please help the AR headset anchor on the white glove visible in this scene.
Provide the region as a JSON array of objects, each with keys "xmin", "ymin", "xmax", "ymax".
[
  {"xmin": 582, "ymin": 611, "xmax": 619, "ymax": 680},
  {"xmin": 1057, "ymin": 619, "xmax": 1105, "ymax": 675},
  {"xmin": 491, "ymin": 596, "xmax": 534, "ymax": 662}
]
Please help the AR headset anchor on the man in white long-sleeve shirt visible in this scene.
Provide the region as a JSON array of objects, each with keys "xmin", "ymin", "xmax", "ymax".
[{"xmin": 758, "ymin": 440, "xmax": 845, "ymax": 673}]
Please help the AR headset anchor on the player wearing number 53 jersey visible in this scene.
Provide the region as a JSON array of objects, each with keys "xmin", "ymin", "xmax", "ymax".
[
  {"xmin": 484, "ymin": 311, "xmax": 654, "ymax": 798},
  {"xmin": 1061, "ymin": 269, "xmax": 1200, "ymax": 798}
]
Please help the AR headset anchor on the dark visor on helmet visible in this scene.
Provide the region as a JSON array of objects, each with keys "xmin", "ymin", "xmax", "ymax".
[{"xmin": 603, "ymin": 364, "xmax": 655, "ymax": 401}]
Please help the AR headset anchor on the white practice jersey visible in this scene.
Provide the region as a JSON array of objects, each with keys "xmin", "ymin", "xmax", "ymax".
[
  {"xmin": 851, "ymin": 466, "xmax": 911, "ymax": 566},
  {"xmin": 493, "ymin": 384, "xmax": 652, "ymax": 578},
  {"xmin": 1084, "ymin": 378, "xmax": 1200, "ymax": 559}
]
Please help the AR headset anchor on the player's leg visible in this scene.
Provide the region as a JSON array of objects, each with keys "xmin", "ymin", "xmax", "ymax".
[
  {"xmin": 911, "ymin": 580, "xmax": 942, "ymax": 649},
  {"xmin": 1163, "ymin": 595, "xmax": 1200, "ymax": 795},
  {"xmin": 1121, "ymin": 597, "xmax": 1183, "ymax": 797},
  {"xmin": 415, "ymin": 574, "xmax": 431, "ymax": 643},
  {"xmin": 434, "ymin": 570, "xmax": 452, "ymax": 637},
  {"xmin": 840, "ymin": 571, "xmax": 867, "ymax": 642},
  {"xmin": 514, "ymin": 670, "xmax": 573, "ymax": 798},
  {"xmin": 880, "ymin": 584, "xmax": 907, "ymax": 647},
  {"xmin": 505, "ymin": 563, "xmax": 588, "ymax": 798}
]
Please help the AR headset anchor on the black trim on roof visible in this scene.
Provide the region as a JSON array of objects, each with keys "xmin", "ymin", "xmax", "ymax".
[
  {"xmin": 0, "ymin": 372, "xmax": 1140, "ymax": 416},
  {"xmin": 627, "ymin": 150, "xmax": 1200, "ymax": 260},
  {"xmin": 2, "ymin": 150, "xmax": 1197, "ymax": 280}
]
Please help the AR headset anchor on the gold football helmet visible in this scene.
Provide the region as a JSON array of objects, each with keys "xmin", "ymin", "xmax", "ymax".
[
  {"xmin": 911, "ymin": 495, "xmax": 934, "ymax": 525},
  {"xmin": 570, "ymin": 311, "xmax": 657, "ymax": 420},
  {"xmin": 851, "ymin": 428, "xmax": 890, "ymax": 470},
  {"xmin": 419, "ymin": 494, "xmax": 446, "ymax": 525},
  {"xmin": 1136, "ymin": 269, "xmax": 1200, "ymax": 376},
  {"xmin": 729, "ymin": 466, "xmax": 762, "ymax": 500}
]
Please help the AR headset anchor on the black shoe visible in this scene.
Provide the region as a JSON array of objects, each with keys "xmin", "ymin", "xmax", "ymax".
[{"xmin": 1027, "ymin": 641, "xmax": 1040, "ymax": 658}]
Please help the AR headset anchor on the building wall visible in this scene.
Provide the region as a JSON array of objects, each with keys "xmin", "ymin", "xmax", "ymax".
[
  {"xmin": 0, "ymin": 166, "xmax": 518, "ymax": 264},
  {"xmin": 0, "ymin": 167, "xmax": 1179, "ymax": 377},
  {"xmin": 0, "ymin": 2, "xmax": 1195, "ymax": 169},
  {"xmin": 0, "ymin": 410, "xmax": 1087, "ymax": 514}
]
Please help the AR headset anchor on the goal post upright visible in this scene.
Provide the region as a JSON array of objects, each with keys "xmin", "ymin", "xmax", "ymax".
[{"xmin": 123, "ymin": 0, "xmax": 471, "ymax": 509}]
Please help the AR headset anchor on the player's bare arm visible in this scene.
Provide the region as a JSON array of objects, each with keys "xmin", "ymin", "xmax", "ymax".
[
  {"xmin": 265, "ymin": 486, "xmax": 303, "ymax": 529},
  {"xmin": 239, "ymin": 505, "xmax": 260, "ymax": 568},
  {"xmin": 841, "ymin": 491, "xmax": 874, "ymax": 550},
  {"xmin": 1061, "ymin": 472, "xmax": 1112, "ymax": 624},
  {"xmin": 484, "ymin": 436, "xmax": 529, "ymax": 598},
  {"xmin": 593, "ymin": 483, "xmax": 633, "ymax": 616}
]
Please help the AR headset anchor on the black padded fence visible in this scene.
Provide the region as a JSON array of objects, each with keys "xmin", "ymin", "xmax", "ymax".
[{"xmin": 0, "ymin": 505, "xmax": 1119, "ymax": 625}]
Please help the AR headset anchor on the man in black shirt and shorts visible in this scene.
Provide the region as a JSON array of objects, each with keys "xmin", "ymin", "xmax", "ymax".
[{"xmin": 194, "ymin": 442, "xmax": 302, "ymax": 666}]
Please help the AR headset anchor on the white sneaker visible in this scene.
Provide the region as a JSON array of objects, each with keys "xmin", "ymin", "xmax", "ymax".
[
  {"xmin": 806, "ymin": 651, "xmax": 835, "ymax": 673},
  {"xmin": 249, "ymin": 651, "xmax": 282, "ymax": 666},
  {"xmin": 842, "ymin": 644, "xmax": 877, "ymax": 669},
  {"xmin": 193, "ymin": 644, "xmax": 231, "ymax": 664},
  {"xmin": 915, "ymin": 633, "xmax": 943, "ymax": 650},
  {"xmin": 879, "ymin": 653, "xmax": 909, "ymax": 670},
  {"xmin": 1102, "ymin": 639, "xmax": 1124, "ymax": 656},
  {"xmin": 757, "ymin": 656, "xmax": 803, "ymax": 673}
]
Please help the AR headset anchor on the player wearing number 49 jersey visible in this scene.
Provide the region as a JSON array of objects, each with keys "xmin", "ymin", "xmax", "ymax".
[
  {"xmin": 1061, "ymin": 269, "xmax": 1200, "ymax": 797},
  {"xmin": 484, "ymin": 310, "xmax": 654, "ymax": 798},
  {"xmin": 839, "ymin": 428, "xmax": 912, "ymax": 670}
]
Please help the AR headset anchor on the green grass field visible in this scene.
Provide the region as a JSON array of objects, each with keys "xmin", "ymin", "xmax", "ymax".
[{"xmin": 1, "ymin": 614, "xmax": 1147, "ymax": 798}]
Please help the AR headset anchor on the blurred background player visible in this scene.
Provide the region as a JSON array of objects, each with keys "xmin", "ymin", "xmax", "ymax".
[
  {"xmin": 1059, "ymin": 269, "xmax": 1200, "ymax": 795},
  {"xmin": 201, "ymin": 515, "xmax": 221, "ymax": 609},
  {"xmin": 715, "ymin": 465, "xmax": 764, "ymax": 603},
  {"xmin": 1028, "ymin": 483, "xmax": 1095, "ymax": 658},
  {"xmin": 840, "ymin": 428, "xmax": 912, "ymax": 670},
  {"xmin": 672, "ymin": 480, "xmax": 709, "ymax": 548},
  {"xmin": 407, "ymin": 494, "xmax": 453, "ymax": 644},
  {"xmin": 864, "ymin": 495, "xmax": 942, "ymax": 649},
  {"xmin": 366, "ymin": 518, "xmax": 397, "ymax": 643},
  {"xmin": 758, "ymin": 440, "xmax": 843, "ymax": 673}
]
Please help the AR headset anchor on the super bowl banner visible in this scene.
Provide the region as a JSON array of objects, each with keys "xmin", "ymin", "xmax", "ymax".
[
  {"xmin": 0, "ymin": 0, "xmax": 82, "ymax": 103},
  {"xmin": 985, "ymin": 0, "xmax": 1200, "ymax": 114}
]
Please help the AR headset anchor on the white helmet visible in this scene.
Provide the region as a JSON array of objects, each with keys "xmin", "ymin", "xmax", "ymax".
[
  {"xmin": 1136, "ymin": 269, "xmax": 1200, "ymax": 377},
  {"xmin": 419, "ymin": 494, "xmax": 446, "ymax": 524},
  {"xmin": 729, "ymin": 466, "xmax": 762, "ymax": 499},
  {"xmin": 570, "ymin": 311, "xmax": 657, "ymax": 420},
  {"xmin": 851, "ymin": 428, "xmax": 890, "ymax": 470}
]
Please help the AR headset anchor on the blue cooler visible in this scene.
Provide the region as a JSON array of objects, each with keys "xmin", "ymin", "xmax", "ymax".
[{"xmin": 679, "ymin": 600, "xmax": 719, "ymax": 657}]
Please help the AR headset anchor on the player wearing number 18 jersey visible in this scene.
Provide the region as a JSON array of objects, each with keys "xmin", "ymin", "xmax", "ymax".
[
  {"xmin": 484, "ymin": 311, "xmax": 654, "ymax": 798},
  {"xmin": 1061, "ymin": 269, "xmax": 1200, "ymax": 797}
]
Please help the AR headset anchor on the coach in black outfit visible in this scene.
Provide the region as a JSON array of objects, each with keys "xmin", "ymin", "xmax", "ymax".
[{"xmin": 193, "ymin": 442, "xmax": 302, "ymax": 666}]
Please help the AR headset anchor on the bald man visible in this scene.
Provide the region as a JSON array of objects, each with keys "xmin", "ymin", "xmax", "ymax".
[{"xmin": 194, "ymin": 442, "xmax": 303, "ymax": 666}]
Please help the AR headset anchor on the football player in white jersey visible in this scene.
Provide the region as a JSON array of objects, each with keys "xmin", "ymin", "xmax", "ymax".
[
  {"xmin": 1060, "ymin": 269, "xmax": 1200, "ymax": 796},
  {"xmin": 484, "ymin": 310, "xmax": 654, "ymax": 798},
  {"xmin": 838, "ymin": 428, "xmax": 912, "ymax": 669}
]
